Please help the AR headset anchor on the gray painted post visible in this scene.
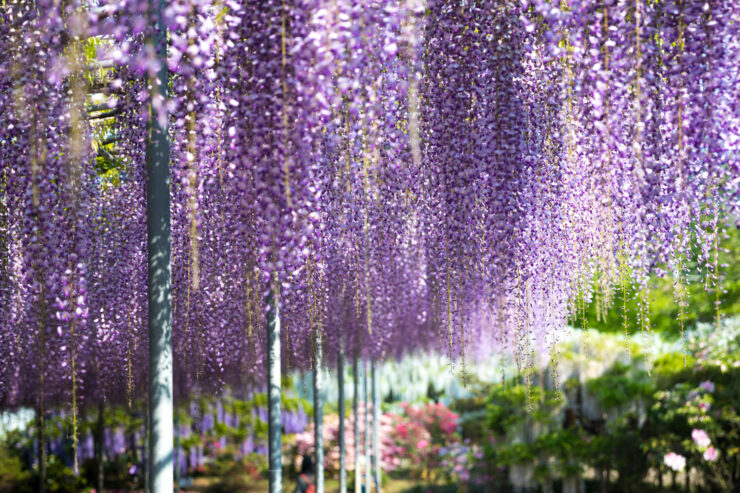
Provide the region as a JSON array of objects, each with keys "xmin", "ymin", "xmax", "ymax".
[
  {"xmin": 363, "ymin": 360, "xmax": 371, "ymax": 492},
  {"xmin": 338, "ymin": 340, "xmax": 347, "ymax": 493},
  {"xmin": 313, "ymin": 330, "xmax": 324, "ymax": 493},
  {"xmin": 266, "ymin": 287, "xmax": 282, "ymax": 493},
  {"xmin": 145, "ymin": 0, "xmax": 173, "ymax": 487},
  {"xmin": 371, "ymin": 360, "xmax": 381, "ymax": 492},
  {"xmin": 353, "ymin": 356, "xmax": 360, "ymax": 493}
]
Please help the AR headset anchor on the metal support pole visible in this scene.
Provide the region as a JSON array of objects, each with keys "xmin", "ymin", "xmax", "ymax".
[
  {"xmin": 338, "ymin": 340, "xmax": 347, "ymax": 493},
  {"xmin": 353, "ymin": 356, "xmax": 360, "ymax": 493},
  {"xmin": 313, "ymin": 330, "xmax": 324, "ymax": 493},
  {"xmin": 266, "ymin": 287, "xmax": 282, "ymax": 493},
  {"xmin": 145, "ymin": 0, "xmax": 173, "ymax": 488},
  {"xmin": 372, "ymin": 359, "xmax": 381, "ymax": 493},
  {"xmin": 363, "ymin": 360, "xmax": 371, "ymax": 492}
]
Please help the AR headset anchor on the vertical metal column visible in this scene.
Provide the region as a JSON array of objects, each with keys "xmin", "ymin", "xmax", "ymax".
[
  {"xmin": 353, "ymin": 356, "xmax": 360, "ymax": 493},
  {"xmin": 266, "ymin": 287, "xmax": 282, "ymax": 493},
  {"xmin": 145, "ymin": 0, "xmax": 173, "ymax": 487},
  {"xmin": 338, "ymin": 339, "xmax": 346, "ymax": 493},
  {"xmin": 372, "ymin": 359, "xmax": 381, "ymax": 492},
  {"xmin": 363, "ymin": 360, "xmax": 371, "ymax": 492},
  {"xmin": 313, "ymin": 330, "xmax": 324, "ymax": 493}
]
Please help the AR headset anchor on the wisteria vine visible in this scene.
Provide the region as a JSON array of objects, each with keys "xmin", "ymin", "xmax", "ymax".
[{"xmin": 1, "ymin": 0, "xmax": 738, "ymax": 452}]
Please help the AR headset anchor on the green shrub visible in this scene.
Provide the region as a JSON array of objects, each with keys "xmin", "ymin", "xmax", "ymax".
[{"xmin": 0, "ymin": 442, "xmax": 32, "ymax": 493}]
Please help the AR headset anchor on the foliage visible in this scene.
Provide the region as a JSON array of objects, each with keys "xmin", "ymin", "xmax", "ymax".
[
  {"xmin": 574, "ymin": 227, "xmax": 740, "ymax": 336},
  {"xmin": 204, "ymin": 452, "xmax": 268, "ymax": 485},
  {"xmin": 438, "ymin": 442, "xmax": 484, "ymax": 484},
  {"xmin": 644, "ymin": 361, "xmax": 740, "ymax": 490},
  {"xmin": 486, "ymin": 383, "xmax": 563, "ymax": 437},
  {"xmin": 586, "ymin": 362, "xmax": 652, "ymax": 410},
  {"xmin": 201, "ymin": 455, "xmax": 262, "ymax": 493},
  {"xmin": 454, "ymin": 322, "xmax": 740, "ymax": 491},
  {"xmin": 0, "ymin": 321, "xmax": 738, "ymax": 492},
  {"xmin": 0, "ymin": 438, "xmax": 32, "ymax": 493},
  {"xmin": 31, "ymin": 455, "xmax": 89, "ymax": 493}
]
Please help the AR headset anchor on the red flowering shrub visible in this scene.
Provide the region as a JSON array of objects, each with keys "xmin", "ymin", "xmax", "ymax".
[
  {"xmin": 287, "ymin": 401, "xmax": 460, "ymax": 481},
  {"xmin": 291, "ymin": 403, "xmax": 403, "ymax": 475},
  {"xmin": 388, "ymin": 402, "xmax": 461, "ymax": 478}
]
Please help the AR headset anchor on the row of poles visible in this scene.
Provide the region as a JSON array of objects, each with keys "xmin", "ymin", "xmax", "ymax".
[
  {"xmin": 252, "ymin": 296, "xmax": 386, "ymax": 493},
  {"xmin": 337, "ymin": 343, "xmax": 383, "ymax": 493},
  {"xmin": 144, "ymin": 0, "xmax": 383, "ymax": 491}
]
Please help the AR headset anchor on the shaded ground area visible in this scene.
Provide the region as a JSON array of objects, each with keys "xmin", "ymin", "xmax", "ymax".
[{"xmin": 188, "ymin": 476, "xmax": 454, "ymax": 493}]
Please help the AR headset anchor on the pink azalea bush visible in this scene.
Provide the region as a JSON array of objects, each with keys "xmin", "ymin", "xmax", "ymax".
[
  {"xmin": 291, "ymin": 403, "xmax": 403, "ymax": 475},
  {"xmin": 289, "ymin": 401, "xmax": 462, "ymax": 481},
  {"xmin": 400, "ymin": 402, "xmax": 460, "ymax": 441},
  {"xmin": 388, "ymin": 402, "xmax": 461, "ymax": 478},
  {"xmin": 691, "ymin": 429, "xmax": 711, "ymax": 449},
  {"xmin": 664, "ymin": 452, "xmax": 686, "ymax": 472},
  {"xmin": 703, "ymin": 446, "xmax": 718, "ymax": 462},
  {"xmin": 390, "ymin": 413, "xmax": 431, "ymax": 456},
  {"xmin": 684, "ymin": 388, "xmax": 722, "ymax": 466}
]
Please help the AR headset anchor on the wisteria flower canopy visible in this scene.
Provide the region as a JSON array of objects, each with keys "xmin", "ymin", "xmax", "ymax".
[{"xmin": 1, "ymin": 0, "xmax": 738, "ymax": 410}]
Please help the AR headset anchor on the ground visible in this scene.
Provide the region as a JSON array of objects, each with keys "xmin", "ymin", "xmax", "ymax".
[{"xmin": 188, "ymin": 476, "xmax": 450, "ymax": 493}]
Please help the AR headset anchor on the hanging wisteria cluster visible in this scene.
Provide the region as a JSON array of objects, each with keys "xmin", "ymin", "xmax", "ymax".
[{"xmin": 1, "ymin": 0, "xmax": 739, "ymax": 429}]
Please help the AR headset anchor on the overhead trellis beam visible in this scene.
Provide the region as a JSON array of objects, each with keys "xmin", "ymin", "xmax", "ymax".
[
  {"xmin": 88, "ymin": 108, "xmax": 123, "ymax": 120},
  {"xmin": 86, "ymin": 103, "xmax": 118, "ymax": 113}
]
